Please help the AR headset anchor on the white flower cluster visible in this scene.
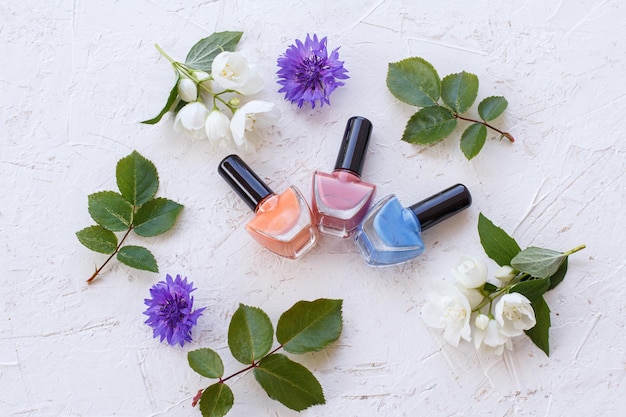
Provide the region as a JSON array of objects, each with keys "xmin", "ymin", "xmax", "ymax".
[
  {"xmin": 174, "ymin": 52, "xmax": 280, "ymax": 148},
  {"xmin": 422, "ymin": 256, "xmax": 536, "ymax": 355}
]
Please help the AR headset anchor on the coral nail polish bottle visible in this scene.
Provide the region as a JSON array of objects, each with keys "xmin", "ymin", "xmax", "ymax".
[
  {"xmin": 218, "ymin": 154, "xmax": 318, "ymax": 259},
  {"xmin": 312, "ymin": 116, "xmax": 376, "ymax": 238},
  {"xmin": 354, "ymin": 184, "xmax": 472, "ymax": 266}
]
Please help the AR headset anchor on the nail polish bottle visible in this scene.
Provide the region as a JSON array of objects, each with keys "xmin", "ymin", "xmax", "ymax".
[
  {"xmin": 312, "ymin": 116, "xmax": 376, "ymax": 238},
  {"xmin": 218, "ymin": 154, "xmax": 318, "ymax": 259},
  {"xmin": 354, "ymin": 184, "xmax": 472, "ymax": 266}
]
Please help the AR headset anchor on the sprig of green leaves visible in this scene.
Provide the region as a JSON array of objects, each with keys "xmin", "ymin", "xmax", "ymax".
[
  {"xmin": 141, "ymin": 31, "xmax": 243, "ymax": 125},
  {"xmin": 188, "ymin": 299, "xmax": 343, "ymax": 417},
  {"xmin": 387, "ymin": 57, "xmax": 514, "ymax": 159},
  {"xmin": 476, "ymin": 213, "xmax": 585, "ymax": 355},
  {"xmin": 76, "ymin": 151, "xmax": 183, "ymax": 283}
]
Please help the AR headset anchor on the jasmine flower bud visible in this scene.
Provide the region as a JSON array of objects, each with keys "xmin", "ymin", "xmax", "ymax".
[
  {"xmin": 193, "ymin": 70, "xmax": 211, "ymax": 83},
  {"xmin": 475, "ymin": 313, "xmax": 490, "ymax": 330},
  {"xmin": 495, "ymin": 265, "xmax": 516, "ymax": 283},
  {"xmin": 174, "ymin": 102, "xmax": 209, "ymax": 139},
  {"xmin": 177, "ymin": 78, "xmax": 198, "ymax": 102},
  {"xmin": 205, "ymin": 109, "xmax": 232, "ymax": 145}
]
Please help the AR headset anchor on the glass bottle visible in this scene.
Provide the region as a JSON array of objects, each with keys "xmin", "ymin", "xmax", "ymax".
[
  {"xmin": 354, "ymin": 184, "xmax": 471, "ymax": 266},
  {"xmin": 218, "ymin": 154, "xmax": 318, "ymax": 259},
  {"xmin": 312, "ymin": 116, "xmax": 376, "ymax": 238}
]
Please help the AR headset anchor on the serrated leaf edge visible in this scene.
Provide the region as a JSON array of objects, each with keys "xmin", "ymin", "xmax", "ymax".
[
  {"xmin": 278, "ymin": 299, "xmax": 343, "ymax": 353},
  {"xmin": 387, "ymin": 57, "xmax": 441, "ymax": 107}
]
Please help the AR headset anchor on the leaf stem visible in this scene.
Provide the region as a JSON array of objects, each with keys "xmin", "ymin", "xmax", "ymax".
[
  {"xmin": 472, "ymin": 287, "xmax": 507, "ymax": 312},
  {"xmin": 564, "ymin": 244, "xmax": 586, "ymax": 256},
  {"xmin": 219, "ymin": 345, "xmax": 284, "ymax": 384},
  {"xmin": 472, "ymin": 273, "xmax": 530, "ymax": 313},
  {"xmin": 154, "ymin": 43, "xmax": 176, "ymax": 64},
  {"xmin": 153, "ymin": 47, "xmax": 239, "ymax": 115},
  {"xmin": 86, "ymin": 226, "xmax": 134, "ymax": 284},
  {"xmin": 454, "ymin": 113, "xmax": 515, "ymax": 142}
]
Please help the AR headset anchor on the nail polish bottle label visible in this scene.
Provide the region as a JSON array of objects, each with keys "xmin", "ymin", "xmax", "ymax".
[
  {"xmin": 246, "ymin": 186, "xmax": 318, "ymax": 259},
  {"xmin": 312, "ymin": 170, "xmax": 376, "ymax": 238},
  {"xmin": 354, "ymin": 194, "xmax": 425, "ymax": 266}
]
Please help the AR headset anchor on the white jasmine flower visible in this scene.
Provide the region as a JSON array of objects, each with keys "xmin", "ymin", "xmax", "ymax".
[
  {"xmin": 230, "ymin": 100, "xmax": 280, "ymax": 147},
  {"xmin": 495, "ymin": 265, "xmax": 517, "ymax": 283},
  {"xmin": 177, "ymin": 78, "xmax": 198, "ymax": 102},
  {"xmin": 494, "ymin": 293, "xmax": 536, "ymax": 337},
  {"xmin": 205, "ymin": 109, "xmax": 232, "ymax": 145},
  {"xmin": 473, "ymin": 318, "xmax": 511, "ymax": 355},
  {"xmin": 453, "ymin": 255, "xmax": 488, "ymax": 289},
  {"xmin": 173, "ymin": 101, "xmax": 208, "ymax": 139},
  {"xmin": 454, "ymin": 283, "xmax": 484, "ymax": 309},
  {"xmin": 212, "ymin": 51, "xmax": 264, "ymax": 95},
  {"xmin": 422, "ymin": 281, "xmax": 472, "ymax": 347}
]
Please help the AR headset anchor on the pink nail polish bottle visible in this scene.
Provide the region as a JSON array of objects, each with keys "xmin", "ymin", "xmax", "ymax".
[{"xmin": 312, "ymin": 116, "xmax": 376, "ymax": 238}]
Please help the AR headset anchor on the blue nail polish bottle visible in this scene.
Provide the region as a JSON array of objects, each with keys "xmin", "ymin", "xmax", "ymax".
[{"xmin": 354, "ymin": 184, "xmax": 471, "ymax": 266}]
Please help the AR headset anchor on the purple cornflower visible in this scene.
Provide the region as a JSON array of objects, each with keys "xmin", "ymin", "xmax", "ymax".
[
  {"xmin": 143, "ymin": 274, "xmax": 205, "ymax": 347},
  {"xmin": 277, "ymin": 34, "xmax": 349, "ymax": 108}
]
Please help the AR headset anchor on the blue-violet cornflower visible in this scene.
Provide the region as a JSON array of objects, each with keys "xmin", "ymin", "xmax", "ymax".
[
  {"xmin": 277, "ymin": 34, "xmax": 349, "ymax": 108},
  {"xmin": 143, "ymin": 274, "xmax": 205, "ymax": 347}
]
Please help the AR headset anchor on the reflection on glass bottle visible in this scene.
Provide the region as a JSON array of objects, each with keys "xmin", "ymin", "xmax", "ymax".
[
  {"xmin": 218, "ymin": 154, "xmax": 317, "ymax": 259},
  {"xmin": 354, "ymin": 184, "xmax": 472, "ymax": 266},
  {"xmin": 312, "ymin": 116, "xmax": 376, "ymax": 238}
]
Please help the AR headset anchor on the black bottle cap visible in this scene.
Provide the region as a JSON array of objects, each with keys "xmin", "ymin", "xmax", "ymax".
[
  {"xmin": 408, "ymin": 184, "xmax": 472, "ymax": 231},
  {"xmin": 218, "ymin": 154, "xmax": 274, "ymax": 212},
  {"xmin": 334, "ymin": 116, "xmax": 373, "ymax": 176}
]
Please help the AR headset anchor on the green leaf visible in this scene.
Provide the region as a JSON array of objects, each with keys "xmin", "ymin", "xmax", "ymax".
[
  {"xmin": 511, "ymin": 247, "xmax": 567, "ymax": 279},
  {"xmin": 477, "ymin": 213, "xmax": 521, "ymax": 266},
  {"xmin": 185, "ymin": 31, "xmax": 243, "ymax": 71},
  {"xmin": 188, "ymin": 348, "xmax": 224, "ymax": 379},
  {"xmin": 76, "ymin": 225, "xmax": 118, "ymax": 254},
  {"xmin": 277, "ymin": 299, "xmax": 343, "ymax": 354},
  {"xmin": 253, "ymin": 354, "xmax": 325, "ymax": 411},
  {"xmin": 525, "ymin": 295, "xmax": 551, "ymax": 356},
  {"xmin": 478, "ymin": 96, "xmax": 508, "ymax": 121},
  {"xmin": 510, "ymin": 278, "xmax": 551, "ymax": 302},
  {"xmin": 401, "ymin": 106, "xmax": 457, "ymax": 144},
  {"xmin": 87, "ymin": 191, "xmax": 133, "ymax": 232},
  {"xmin": 116, "ymin": 151, "xmax": 159, "ymax": 206},
  {"xmin": 140, "ymin": 78, "xmax": 180, "ymax": 125},
  {"xmin": 228, "ymin": 304, "xmax": 273, "ymax": 364},
  {"xmin": 482, "ymin": 282, "xmax": 499, "ymax": 294},
  {"xmin": 460, "ymin": 123, "xmax": 487, "ymax": 160},
  {"xmin": 199, "ymin": 383, "xmax": 234, "ymax": 417},
  {"xmin": 116, "ymin": 245, "xmax": 158, "ymax": 272},
  {"xmin": 548, "ymin": 257, "xmax": 568, "ymax": 291},
  {"xmin": 133, "ymin": 198, "xmax": 184, "ymax": 237},
  {"xmin": 441, "ymin": 71, "xmax": 479, "ymax": 113},
  {"xmin": 386, "ymin": 57, "xmax": 441, "ymax": 107}
]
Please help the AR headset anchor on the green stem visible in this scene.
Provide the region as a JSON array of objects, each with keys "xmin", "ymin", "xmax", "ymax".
[
  {"xmin": 564, "ymin": 244, "xmax": 586, "ymax": 256},
  {"xmin": 471, "ymin": 272, "xmax": 530, "ymax": 312},
  {"xmin": 153, "ymin": 48, "xmax": 237, "ymax": 113},
  {"xmin": 473, "ymin": 287, "xmax": 507, "ymax": 312},
  {"xmin": 454, "ymin": 113, "xmax": 515, "ymax": 142},
  {"xmin": 86, "ymin": 226, "xmax": 134, "ymax": 284},
  {"xmin": 154, "ymin": 43, "xmax": 176, "ymax": 64},
  {"xmin": 219, "ymin": 345, "xmax": 284, "ymax": 384}
]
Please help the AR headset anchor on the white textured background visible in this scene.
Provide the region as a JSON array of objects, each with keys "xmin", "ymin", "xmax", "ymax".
[{"xmin": 2, "ymin": 0, "xmax": 625, "ymax": 416}]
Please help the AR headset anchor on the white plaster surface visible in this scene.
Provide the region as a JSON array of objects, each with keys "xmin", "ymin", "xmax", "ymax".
[{"xmin": 2, "ymin": 0, "xmax": 625, "ymax": 416}]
